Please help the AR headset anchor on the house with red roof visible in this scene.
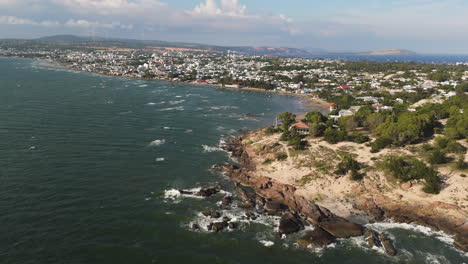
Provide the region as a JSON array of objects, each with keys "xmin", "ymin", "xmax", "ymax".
[{"xmin": 290, "ymin": 122, "xmax": 310, "ymax": 135}]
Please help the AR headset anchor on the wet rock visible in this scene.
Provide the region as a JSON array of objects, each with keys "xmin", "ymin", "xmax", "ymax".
[
  {"xmin": 236, "ymin": 186, "xmax": 251, "ymax": 202},
  {"xmin": 380, "ymin": 232, "xmax": 397, "ymax": 256},
  {"xmin": 265, "ymin": 201, "xmax": 285, "ymax": 214},
  {"xmin": 228, "ymin": 222, "xmax": 237, "ymax": 229},
  {"xmin": 297, "ymin": 227, "xmax": 336, "ymax": 248},
  {"xmin": 319, "ymin": 217, "xmax": 364, "ymax": 238},
  {"xmin": 279, "ymin": 213, "xmax": 302, "ymax": 235},
  {"xmin": 222, "ymin": 216, "xmax": 230, "ymax": 223},
  {"xmin": 454, "ymin": 233, "xmax": 468, "ymax": 252},
  {"xmin": 202, "ymin": 210, "xmax": 221, "ymax": 218},
  {"xmin": 245, "ymin": 212, "xmax": 257, "ymax": 220},
  {"xmin": 196, "ymin": 184, "xmax": 221, "ymax": 197},
  {"xmin": 179, "ymin": 189, "xmax": 195, "ymax": 195},
  {"xmin": 222, "ymin": 196, "xmax": 233, "ymax": 206},
  {"xmin": 255, "ymin": 196, "xmax": 266, "ymax": 208},
  {"xmin": 364, "ymin": 229, "xmax": 380, "ymax": 248},
  {"xmin": 239, "ymin": 201, "xmax": 255, "ymax": 209},
  {"xmin": 212, "ymin": 222, "xmax": 228, "ymax": 233},
  {"xmin": 207, "ymin": 223, "xmax": 213, "ymax": 231},
  {"xmin": 191, "ymin": 224, "xmax": 200, "ymax": 231}
]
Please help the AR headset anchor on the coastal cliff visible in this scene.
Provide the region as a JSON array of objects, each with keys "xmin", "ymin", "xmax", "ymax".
[{"xmin": 224, "ymin": 130, "xmax": 468, "ymax": 252}]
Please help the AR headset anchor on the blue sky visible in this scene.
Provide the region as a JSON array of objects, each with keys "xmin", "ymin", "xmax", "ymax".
[{"xmin": 1, "ymin": 0, "xmax": 467, "ymax": 53}]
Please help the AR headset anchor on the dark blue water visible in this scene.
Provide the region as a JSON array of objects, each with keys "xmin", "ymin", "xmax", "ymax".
[
  {"xmin": 0, "ymin": 58, "xmax": 466, "ymax": 264},
  {"xmin": 306, "ymin": 54, "xmax": 468, "ymax": 64}
]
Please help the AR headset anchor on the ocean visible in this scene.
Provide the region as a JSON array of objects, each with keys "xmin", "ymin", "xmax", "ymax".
[
  {"xmin": 306, "ymin": 54, "xmax": 468, "ymax": 64},
  {"xmin": 0, "ymin": 57, "xmax": 466, "ymax": 264}
]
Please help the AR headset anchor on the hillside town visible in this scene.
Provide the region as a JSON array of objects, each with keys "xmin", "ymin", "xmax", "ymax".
[{"xmin": 1, "ymin": 44, "xmax": 467, "ymax": 117}]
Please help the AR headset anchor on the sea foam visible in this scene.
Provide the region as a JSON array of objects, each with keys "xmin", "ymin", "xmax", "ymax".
[{"xmin": 149, "ymin": 139, "xmax": 166, "ymax": 146}]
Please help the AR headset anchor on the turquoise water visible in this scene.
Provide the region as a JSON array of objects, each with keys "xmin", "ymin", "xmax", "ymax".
[{"xmin": 0, "ymin": 58, "xmax": 466, "ymax": 264}]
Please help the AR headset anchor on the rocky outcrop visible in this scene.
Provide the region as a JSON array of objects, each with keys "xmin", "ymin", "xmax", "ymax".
[
  {"xmin": 357, "ymin": 196, "xmax": 468, "ymax": 252},
  {"xmin": 196, "ymin": 184, "xmax": 222, "ymax": 197},
  {"xmin": 222, "ymin": 135, "xmax": 468, "ymax": 253},
  {"xmin": 297, "ymin": 227, "xmax": 335, "ymax": 248},
  {"xmin": 380, "ymin": 232, "xmax": 397, "ymax": 256},
  {"xmin": 279, "ymin": 213, "xmax": 303, "ymax": 235},
  {"xmin": 364, "ymin": 229, "xmax": 381, "ymax": 248},
  {"xmin": 223, "ymin": 137, "xmax": 364, "ymax": 241}
]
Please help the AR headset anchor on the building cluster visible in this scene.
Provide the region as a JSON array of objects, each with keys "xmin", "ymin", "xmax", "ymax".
[{"xmin": 1, "ymin": 46, "xmax": 467, "ymax": 117}]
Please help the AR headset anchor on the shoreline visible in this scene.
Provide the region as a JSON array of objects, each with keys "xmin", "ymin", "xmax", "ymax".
[
  {"xmin": 1, "ymin": 56, "xmax": 330, "ymax": 113},
  {"xmin": 223, "ymin": 131, "xmax": 468, "ymax": 253}
]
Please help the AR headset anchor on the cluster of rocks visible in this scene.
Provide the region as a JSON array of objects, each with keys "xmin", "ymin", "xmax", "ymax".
[
  {"xmin": 219, "ymin": 136, "xmax": 405, "ymax": 255},
  {"xmin": 357, "ymin": 196, "xmax": 468, "ymax": 252},
  {"xmin": 364, "ymin": 229, "xmax": 397, "ymax": 256}
]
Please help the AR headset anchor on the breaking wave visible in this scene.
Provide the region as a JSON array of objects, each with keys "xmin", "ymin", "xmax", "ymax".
[{"xmin": 149, "ymin": 139, "xmax": 166, "ymax": 146}]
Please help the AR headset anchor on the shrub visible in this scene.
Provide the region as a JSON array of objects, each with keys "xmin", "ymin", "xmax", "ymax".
[
  {"xmin": 382, "ymin": 155, "xmax": 440, "ymax": 194},
  {"xmin": 348, "ymin": 133, "xmax": 371, "ymax": 144},
  {"xmin": 446, "ymin": 141, "xmax": 467, "ymax": 154},
  {"xmin": 309, "ymin": 122, "xmax": 326, "ymax": 137},
  {"xmin": 277, "ymin": 152, "xmax": 288, "ymax": 161},
  {"xmin": 324, "ymin": 127, "xmax": 347, "ymax": 144},
  {"xmin": 262, "ymin": 158, "xmax": 273, "ymax": 165},
  {"xmin": 280, "ymin": 130, "xmax": 290, "ymax": 141},
  {"xmin": 265, "ymin": 126, "xmax": 280, "ymax": 135},
  {"xmin": 427, "ymin": 149, "xmax": 448, "ymax": 165},
  {"xmin": 335, "ymin": 154, "xmax": 362, "ymax": 180},
  {"xmin": 456, "ymin": 157, "xmax": 467, "ymax": 170},
  {"xmin": 370, "ymin": 137, "xmax": 393, "ymax": 153}
]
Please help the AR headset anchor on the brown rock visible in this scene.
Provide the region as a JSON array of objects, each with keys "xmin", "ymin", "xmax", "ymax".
[
  {"xmin": 319, "ymin": 217, "xmax": 364, "ymax": 238},
  {"xmin": 297, "ymin": 227, "xmax": 336, "ymax": 248},
  {"xmin": 380, "ymin": 232, "xmax": 397, "ymax": 256},
  {"xmin": 401, "ymin": 182, "xmax": 412, "ymax": 190},
  {"xmin": 279, "ymin": 213, "xmax": 302, "ymax": 235}
]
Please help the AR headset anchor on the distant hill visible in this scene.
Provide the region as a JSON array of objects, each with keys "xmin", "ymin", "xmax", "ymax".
[
  {"xmin": 34, "ymin": 35, "xmax": 314, "ymax": 56},
  {"xmin": 3, "ymin": 35, "xmax": 416, "ymax": 57},
  {"xmin": 355, "ymin": 49, "xmax": 417, "ymax": 56}
]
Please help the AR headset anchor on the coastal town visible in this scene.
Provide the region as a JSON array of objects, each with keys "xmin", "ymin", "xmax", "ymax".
[{"xmin": 1, "ymin": 42, "xmax": 467, "ymax": 116}]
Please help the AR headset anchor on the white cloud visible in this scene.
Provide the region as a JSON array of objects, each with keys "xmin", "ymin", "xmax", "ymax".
[
  {"xmin": 189, "ymin": 0, "xmax": 248, "ymax": 17},
  {"xmin": 64, "ymin": 19, "xmax": 132, "ymax": 29},
  {"xmin": 0, "ymin": 16, "xmax": 58, "ymax": 26},
  {"xmin": 52, "ymin": 0, "xmax": 168, "ymax": 16}
]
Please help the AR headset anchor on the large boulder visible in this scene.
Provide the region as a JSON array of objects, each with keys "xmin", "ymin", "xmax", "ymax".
[
  {"xmin": 265, "ymin": 201, "xmax": 286, "ymax": 214},
  {"xmin": 212, "ymin": 222, "xmax": 228, "ymax": 233},
  {"xmin": 297, "ymin": 227, "xmax": 336, "ymax": 248},
  {"xmin": 380, "ymin": 232, "xmax": 397, "ymax": 256},
  {"xmin": 279, "ymin": 213, "xmax": 302, "ymax": 235},
  {"xmin": 196, "ymin": 184, "xmax": 221, "ymax": 197},
  {"xmin": 319, "ymin": 217, "xmax": 364, "ymax": 238},
  {"xmin": 364, "ymin": 229, "xmax": 381, "ymax": 248},
  {"xmin": 454, "ymin": 234, "xmax": 468, "ymax": 252},
  {"xmin": 202, "ymin": 210, "xmax": 221, "ymax": 218},
  {"xmin": 221, "ymin": 196, "xmax": 232, "ymax": 206}
]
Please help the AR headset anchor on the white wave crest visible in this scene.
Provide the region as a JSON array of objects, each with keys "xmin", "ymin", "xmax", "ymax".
[
  {"xmin": 366, "ymin": 222, "xmax": 455, "ymax": 245},
  {"xmin": 169, "ymin": 100, "xmax": 185, "ymax": 105},
  {"xmin": 202, "ymin": 145, "xmax": 223, "ymax": 153},
  {"xmin": 155, "ymin": 158, "xmax": 165, "ymax": 162},
  {"xmin": 163, "ymin": 188, "xmax": 203, "ymax": 201},
  {"xmin": 259, "ymin": 240, "xmax": 274, "ymax": 247},
  {"xmin": 149, "ymin": 139, "xmax": 166, "ymax": 146},
  {"xmin": 158, "ymin": 106, "xmax": 184, "ymax": 111}
]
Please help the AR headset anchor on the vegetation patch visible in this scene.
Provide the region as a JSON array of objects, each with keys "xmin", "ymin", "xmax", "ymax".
[{"xmin": 381, "ymin": 155, "xmax": 441, "ymax": 194}]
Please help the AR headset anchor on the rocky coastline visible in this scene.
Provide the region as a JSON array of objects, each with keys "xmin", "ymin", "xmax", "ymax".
[{"xmin": 222, "ymin": 134, "xmax": 468, "ymax": 253}]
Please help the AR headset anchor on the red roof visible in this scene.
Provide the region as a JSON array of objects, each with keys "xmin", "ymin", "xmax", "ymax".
[
  {"xmin": 329, "ymin": 102, "xmax": 337, "ymax": 106},
  {"xmin": 292, "ymin": 122, "xmax": 310, "ymax": 129},
  {"xmin": 338, "ymin": 85, "xmax": 351, "ymax": 89}
]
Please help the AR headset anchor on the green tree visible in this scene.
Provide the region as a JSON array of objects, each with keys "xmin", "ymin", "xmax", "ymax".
[
  {"xmin": 305, "ymin": 111, "xmax": 327, "ymax": 124},
  {"xmin": 278, "ymin": 112, "xmax": 296, "ymax": 131}
]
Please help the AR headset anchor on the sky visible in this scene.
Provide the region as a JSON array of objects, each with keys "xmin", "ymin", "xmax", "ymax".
[{"xmin": 0, "ymin": 0, "xmax": 467, "ymax": 54}]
